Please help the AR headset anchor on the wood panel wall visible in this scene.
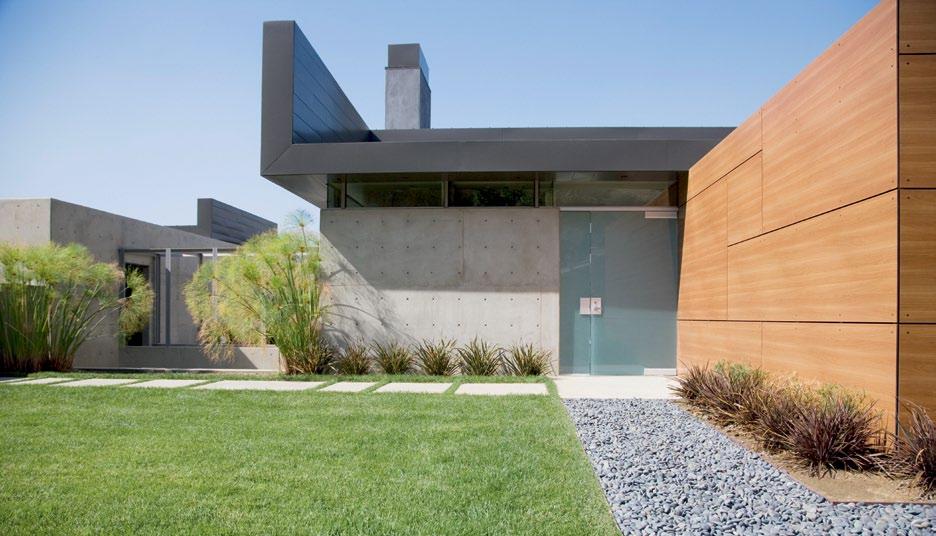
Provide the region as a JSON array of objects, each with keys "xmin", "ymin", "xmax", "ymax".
[
  {"xmin": 898, "ymin": 0, "xmax": 936, "ymax": 421},
  {"xmin": 676, "ymin": 0, "xmax": 917, "ymax": 426}
]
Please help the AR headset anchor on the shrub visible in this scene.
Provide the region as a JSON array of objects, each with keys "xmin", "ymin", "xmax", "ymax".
[
  {"xmin": 674, "ymin": 362, "xmax": 885, "ymax": 476},
  {"xmin": 783, "ymin": 386, "xmax": 884, "ymax": 475},
  {"xmin": 335, "ymin": 342, "xmax": 372, "ymax": 375},
  {"xmin": 373, "ymin": 342, "xmax": 414, "ymax": 374},
  {"xmin": 185, "ymin": 212, "xmax": 330, "ymax": 374},
  {"xmin": 458, "ymin": 338, "xmax": 502, "ymax": 376},
  {"xmin": 505, "ymin": 343, "xmax": 552, "ymax": 376},
  {"xmin": 0, "ymin": 242, "xmax": 152, "ymax": 372},
  {"xmin": 889, "ymin": 403, "xmax": 936, "ymax": 496},
  {"xmin": 414, "ymin": 339, "xmax": 458, "ymax": 376},
  {"xmin": 689, "ymin": 361, "xmax": 766, "ymax": 427}
]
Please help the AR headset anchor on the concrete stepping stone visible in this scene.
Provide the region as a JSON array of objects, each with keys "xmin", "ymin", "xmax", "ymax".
[
  {"xmin": 55, "ymin": 378, "xmax": 138, "ymax": 387},
  {"xmin": 319, "ymin": 381, "xmax": 376, "ymax": 393},
  {"xmin": 194, "ymin": 380, "xmax": 324, "ymax": 391},
  {"xmin": 125, "ymin": 379, "xmax": 207, "ymax": 389},
  {"xmin": 375, "ymin": 382, "xmax": 451, "ymax": 394},
  {"xmin": 0, "ymin": 377, "xmax": 26, "ymax": 383},
  {"xmin": 455, "ymin": 383, "xmax": 548, "ymax": 396},
  {"xmin": 9, "ymin": 377, "xmax": 76, "ymax": 385}
]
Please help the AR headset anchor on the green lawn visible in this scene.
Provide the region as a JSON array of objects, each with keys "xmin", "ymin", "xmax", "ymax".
[{"xmin": 0, "ymin": 383, "xmax": 616, "ymax": 535}]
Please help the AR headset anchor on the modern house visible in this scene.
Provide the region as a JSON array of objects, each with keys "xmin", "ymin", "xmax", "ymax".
[
  {"xmin": 261, "ymin": 0, "xmax": 935, "ymax": 425},
  {"xmin": 0, "ymin": 197, "xmax": 279, "ymax": 370},
  {"xmin": 260, "ymin": 21, "xmax": 731, "ymax": 378}
]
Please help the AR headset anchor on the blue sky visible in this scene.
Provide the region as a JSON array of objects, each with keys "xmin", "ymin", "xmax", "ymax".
[{"xmin": 0, "ymin": 0, "xmax": 877, "ymax": 229}]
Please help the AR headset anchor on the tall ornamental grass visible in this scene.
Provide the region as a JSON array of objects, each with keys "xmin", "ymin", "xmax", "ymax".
[
  {"xmin": 0, "ymin": 242, "xmax": 152, "ymax": 372},
  {"xmin": 673, "ymin": 362, "xmax": 884, "ymax": 475},
  {"xmin": 185, "ymin": 213, "xmax": 332, "ymax": 374}
]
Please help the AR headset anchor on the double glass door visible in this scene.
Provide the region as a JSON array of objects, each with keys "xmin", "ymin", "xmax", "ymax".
[{"xmin": 559, "ymin": 210, "xmax": 679, "ymax": 374}]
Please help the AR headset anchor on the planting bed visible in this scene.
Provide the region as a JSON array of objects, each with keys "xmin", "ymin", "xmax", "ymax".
[{"xmin": 565, "ymin": 399, "xmax": 936, "ymax": 535}]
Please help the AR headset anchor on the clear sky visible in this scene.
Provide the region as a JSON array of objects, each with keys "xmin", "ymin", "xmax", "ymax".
[{"xmin": 0, "ymin": 0, "xmax": 878, "ymax": 229}]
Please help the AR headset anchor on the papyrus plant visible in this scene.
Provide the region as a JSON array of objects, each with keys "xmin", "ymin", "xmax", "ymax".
[
  {"xmin": 184, "ymin": 213, "xmax": 331, "ymax": 374},
  {"xmin": 0, "ymin": 242, "xmax": 153, "ymax": 372}
]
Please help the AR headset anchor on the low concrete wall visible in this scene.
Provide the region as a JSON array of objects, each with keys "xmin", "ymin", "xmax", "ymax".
[
  {"xmin": 321, "ymin": 207, "xmax": 560, "ymax": 371},
  {"xmin": 117, "ymin": 346, "xmax": 281, "ymax": 371}
]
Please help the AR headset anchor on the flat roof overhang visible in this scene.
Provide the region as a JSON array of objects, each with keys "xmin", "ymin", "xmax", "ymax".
[{"xmin": 260, "ymin": 21, "xmax": 733, "ymax": 207}]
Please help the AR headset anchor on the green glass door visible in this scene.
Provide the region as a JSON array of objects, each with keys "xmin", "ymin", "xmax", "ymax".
[{"xmin": 559, "ymin": 210, "xmax": 679, "ymax": 375}]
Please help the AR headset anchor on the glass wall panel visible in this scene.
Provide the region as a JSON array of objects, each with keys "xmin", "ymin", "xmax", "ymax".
[
  {"xmin": 555, "ymin": 180, "xmax": 674, "ymax": 207},
  {"xmin": 326, "ymin": 178, "xmax": 342, "ymax": 208},
  {"xmin": 448, "ymin": 180, "xmax": 535, "ymax": 207},
  {"xmin": 538, "ymin": 179, "xmax": 555, "ymax": 207},
  {"xmin": 345, "ymin": 176, "xmax": 444, "ymax": 207}
]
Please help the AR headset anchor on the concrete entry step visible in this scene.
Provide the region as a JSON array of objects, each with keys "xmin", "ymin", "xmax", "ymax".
[
  {"xmin": 194, "ymin": 380, "xmax": 324, "ymax": 391},
  {"xmin": 375, "ymin": 382, "xmax": 451, "ymax": 394},
  {"xmin": 553, "ymin": 375, "xmax": 677, "ymax": 400},
  {"xmin": 125, "ymin": 379, "xmax": 208, "ymax": 389},
  {"xmin": 455, "ymin": 383, "xmax": 548, "ymax": 396},
  {"xmin": 319, "ymin": 382, "xmax": 376, "ymax": 393}
]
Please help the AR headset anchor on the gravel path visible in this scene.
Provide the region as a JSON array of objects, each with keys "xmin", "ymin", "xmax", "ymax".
[{"xmin": 564, "ymin": 399, "xmax": 936, "ymax": 535}]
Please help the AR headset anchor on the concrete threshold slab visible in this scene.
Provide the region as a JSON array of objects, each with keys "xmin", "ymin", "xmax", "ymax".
[
  {"xmin": 55, "ymin": 378, "xmax": 139, "ymax": 387},
  {"xmin": 375, "ymin": 382, "xmax": 451, "ymax": 394},
  {"xmin": 8, "ymin": 377, "xmax": 76, "ymax": 385},
  {"xmin": 194, "ymin": 380, "xmax": 324, "ymax": 391},
  {"xmin": 553, "ymin": 375, "xmax": 677, "ymax": 399},
  {"xmin": 125, "ymin": 379, "xmax": 208, "ymax": 389},
  {"xmin": 455, "ymin": 383, "xmax": 548, "ymax": 396},
  {"xmin": 319, "ymin": 382, "xmax": 376, "ymax": 393}
]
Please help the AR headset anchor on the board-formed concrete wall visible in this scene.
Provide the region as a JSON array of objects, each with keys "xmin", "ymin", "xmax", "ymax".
[{"xmin": 321, "ymin": 208, "xmax": 560, "ymax": 371}]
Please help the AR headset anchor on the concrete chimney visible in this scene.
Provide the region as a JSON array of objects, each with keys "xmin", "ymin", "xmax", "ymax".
[{"xmin": 385, "ymin": 43, "xmax": 430, "ymax": 129}]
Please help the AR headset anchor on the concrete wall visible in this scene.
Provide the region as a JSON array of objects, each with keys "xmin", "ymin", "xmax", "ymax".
[
  {"xmin": 117, "ymin": 346, "xmax": 280, "ymax": 371},
  {"xmin": 321, "ymin": 207, "xmax": 560, "ymax": 371}
]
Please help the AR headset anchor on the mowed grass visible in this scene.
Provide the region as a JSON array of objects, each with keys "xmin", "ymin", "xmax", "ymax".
[{"xmin": 0, "ymin": 385, "xmax": 616, "ymax": 535}]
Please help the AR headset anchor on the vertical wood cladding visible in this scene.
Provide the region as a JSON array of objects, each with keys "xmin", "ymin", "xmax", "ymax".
[
  {"xmin": 899, "ymin": 55, "xmax": 936, "ymax": 187},
  {"xmin": 761, "ymin": 0, "xmax": 897, "ymax": 233},
  {"xmin": 685, "ymin": 111, "xmax": 761, "ymax": 202},
  {"xmin": 899, "ymin": 0, "xmax": 936, "ymax": 53},
  {"xmin": 678, "ymin": 1, "xmax": 902, "ymax": 424},
  {"xmin": 900, "ymin": 190, "xmax": 936, "ymax": 322},
  {"xmin": 898, "ymin": 0, "xmax": 936, "ymax": 420},
  {"xmin": 727, "ymin": 192, "xmax": 898, "ymax": 323},
  {"xmin": 726, "ymin": 153, "xmax": 763, "ymax": 245},
  {"xmin": 899, "ymin": 326, "xmax": 936, "ymax": 420},
  {"xmin": 677, "ymin": 180, "xmax": 726, "ymax": 320}
]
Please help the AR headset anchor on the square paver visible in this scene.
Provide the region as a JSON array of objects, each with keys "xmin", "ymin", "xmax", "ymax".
[
  {"xmin": 375, "ymin": 382, "xmax": 451, "ymax": 394},
  {"xmin": 319, "ymin": 381, "xmax": 376, "ymax": 393},
  {"xmin": 455, "ymin": 383, "xmax": 548, "ymax": 396},
  {"xmin": 9, "ymin": 377, "xmax": 76, "ymax": 385},
  {"xmin": 125, "ymin": 379, "xmax": 208, "ymax": 389},
  {"xmin": 193, "ymin": 380, "xmax": 324, "ymax": 391},
  {"xmin": 55, "ymin": 378, "xmax": 139, "ymax": 387}
]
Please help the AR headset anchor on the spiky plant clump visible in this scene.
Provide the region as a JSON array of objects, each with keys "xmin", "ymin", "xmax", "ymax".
[
  {"xmin": 185, "ymin": 211, "xmax": 330, "ymax": 374},
  {"xmin": 682, "ymin": 361, "xmax": 766, "ymax": 427},
  {"xmin": 0, "ymin": 242, "xmax": 153, "ymax": 372},
  {"xmin": 889, "ymin": 404, "xmax": 936, "ymax": 496},
  {"xmin": 336, "ymin": 341, "xmax": 372, "ymax": 375},
  {"xmin": 457, "ymin": 338, "xmax": 502, "ymax": 376},
  {"xmin": 671, "ymin": 363, "xmax": 710, "ymax": 402},
  {"xmin": 373, "ymin": 341, "xmax": 414, "ymax": 374},
  {"xmin": 505, "ymin": 343, "xmax": 552, "ymax": 376},
  {"xmin": 783, "ymin": 386, "xmax": 885, "ymax": 475},
  {"xmin": 414, "ymin": 339, "xmax": 458, "ymax": 376}
]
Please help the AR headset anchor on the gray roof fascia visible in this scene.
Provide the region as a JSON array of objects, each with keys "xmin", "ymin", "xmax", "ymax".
[{"xmin": 261, "ymin": 21, "xmax": 296, "ymax": 173}]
